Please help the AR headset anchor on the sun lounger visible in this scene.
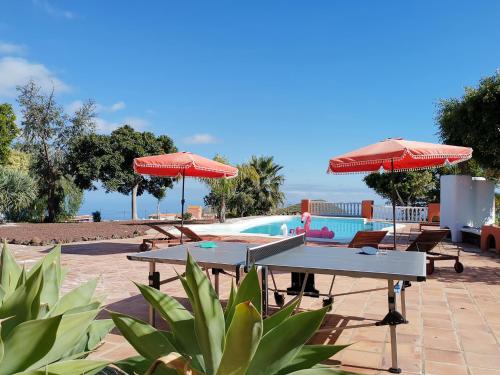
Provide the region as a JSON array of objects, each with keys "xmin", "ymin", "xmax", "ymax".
[
  {"xmin": 174, "ymin": 225, "xmax": 222, "ymax": 243},
  {"xmin": 418, "ymin": 221, "xmax": 440, "ymax": 231},
  {"xmin": 348, "ymin": 230, "xmax": 388, "ymax": 249},
  {"xmin": 406, "ymin": 229, "xmax": 463, "ymax": 275},
  {"xmin": 140, "ymin": 224, "xmax": 185, "ymax": 252}
]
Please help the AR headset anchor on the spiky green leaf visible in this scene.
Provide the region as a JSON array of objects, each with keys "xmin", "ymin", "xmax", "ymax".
[
  {"xmin": 217, "ymin": 301, "xmax": 262, "ymax": 375},
  {"xmin": 135, "ymin": 283, "xmax": 204, "ymax": 371},
  {"xmin": 276, "ymin": 345, "xmax": 350, "ymax": 375},
  {"xmin": 225, "ymin": 266, "xmax": 261, "ymax": 328},
  {"xmin": 0, "ymin": 241, "xmax": 22, "ymax": 296},
  {"xmin": 263, "ymin": 299, "xmax": 299, "ymax": 335},
  {"xmin": 27, "ymin": 310, "xmax": 100, "ymax": 370},
  {"xmin": 49, "ymin": 279, "xmax": 97, "ymax": 316},
  {"xmin": 15, "ymin": 359, "xmax": 108, "ymax": 375},
  {"xmin": 246, "ymin": 306, "xmax": 328, "ymax": 375},
  {"xmin": 184, "ymin": 252, "xmax": 225, "ymax": 375},
  {"xmin": 0, "ymin": 315, "xmax": 61, "ymax": 375},
  {"xmin": 110, "ymin": 311, "xmax": 175, "ymax": 361},
  {"xmin": 0, "ymin": 265, "xmax": 44, "ymax": 337}
]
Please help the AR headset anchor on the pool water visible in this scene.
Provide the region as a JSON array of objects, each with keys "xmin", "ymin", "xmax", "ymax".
[{"xmin": 241, "ymin": 217, "xmax": 391, "ymax": 243}]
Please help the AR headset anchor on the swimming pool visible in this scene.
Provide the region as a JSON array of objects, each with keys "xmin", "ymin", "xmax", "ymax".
[{"xmin": 241, "ymin": 216, "xmax": 391, "ymax": 243}]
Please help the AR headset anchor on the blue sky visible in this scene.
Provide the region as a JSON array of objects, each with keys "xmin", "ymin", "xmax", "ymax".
[{"xmin": 1, "ymin": 1, "xmax": 499, "ymax": 219}]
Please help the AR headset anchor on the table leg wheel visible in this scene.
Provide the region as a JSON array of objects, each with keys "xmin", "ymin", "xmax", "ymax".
[
  {"xmin": 389, "ymin": 367, "xmax": 402, "ymax": 374},
  {"xmin": 426, "ymin": 262, "xmax": 434, "ymax": 275},
  {"xmin": 454, "ymin": 261, "xmax": 464, "ymax": 273},
  {"xmin": 322, "ymin": 297, "xmax": 333, "ymax": 310},
  {"xmin": 139, "ymin": 243, "xmax": 150, "ymax": 252},
  {"xmin": 274, "ymin": 292, "xmax": 285, "ymax": 307}
]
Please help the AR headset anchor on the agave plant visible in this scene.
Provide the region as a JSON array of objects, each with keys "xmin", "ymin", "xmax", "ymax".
[
  {"xmin": 111, "ymin": 254, "xmax": 352, "ymax": 375},
  {"xmin": 0, "ymin": 242, "xmax": 113, "ymax": 374}
]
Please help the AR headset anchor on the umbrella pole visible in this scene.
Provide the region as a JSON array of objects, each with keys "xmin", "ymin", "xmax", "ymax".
[
  {"xmin": 391, "ymin": 159, "xmax": 396, "ymax": 250},
  {"xmin": 180, "ymin": 170, "xmax": 186, "ymax": 244}
]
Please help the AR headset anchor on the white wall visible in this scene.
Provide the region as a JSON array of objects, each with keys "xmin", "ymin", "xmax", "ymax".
[{"xmin": 440, "ymin": 175, "xmax": 495, "ymax": 242}]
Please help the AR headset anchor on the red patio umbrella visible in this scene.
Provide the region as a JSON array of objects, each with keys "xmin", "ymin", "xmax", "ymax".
[
  {"xmin": 328, "ymin": 138, "xmax": 472, "ymax": 249},
  {"xmin": 134, "ymin": 151, "xmax": 238, "ymax": 242}
]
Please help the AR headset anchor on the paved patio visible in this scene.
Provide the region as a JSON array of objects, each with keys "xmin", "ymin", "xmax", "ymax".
[{"xmin": 7, "ymin": 234, "xmax": 500, "ymax": 375}]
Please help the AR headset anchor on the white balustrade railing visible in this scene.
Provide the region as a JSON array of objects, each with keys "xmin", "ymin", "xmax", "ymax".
[
  {"xmin": 372, "ymin": 205, "xmax": 428, "ymax": 222},
  {"xmin": 309, "ymin": 201, "xmax": 361, "ymax": 217}
]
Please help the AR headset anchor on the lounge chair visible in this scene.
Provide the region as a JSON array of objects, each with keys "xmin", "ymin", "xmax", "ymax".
[
  {"xmin": 348, "ymin": 230, "xmax": 388, "ymax": 249},
  {"xmin": 174, "ymin": 225, "xmax": 222, "ymax": 242},
  {"xmin": 418, "ymin": 215, "xmax": 441, "ymax": 231},
  {"xmin": 139, "ymin": 224, "xmax": 184, "ymax": 252},
  {"xmin": 406, "ymin": 229, "xmax": 463, "ymax": 275}
]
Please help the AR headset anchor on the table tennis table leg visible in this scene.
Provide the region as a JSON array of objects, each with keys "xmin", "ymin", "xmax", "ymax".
[
  {"xmin": 400, "ymin": 282, "xmax": 407, "ymax": 321},
  {"xmin": 148, "ymin": 262, "xmax": 160, "ymax": 327},
  {"xmin": 214, "ymin": 269, "xmax": 220, "ymax": 296},
  {"xmin": 387, "ymin": 279, "xmax": 401, "ymax": 374},
  {"xmin": 258, "ymin": 266, "xmax": 269, "ymax": 317}
]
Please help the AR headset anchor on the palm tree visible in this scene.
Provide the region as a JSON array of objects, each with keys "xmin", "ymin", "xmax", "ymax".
[
  {"xmin": 229, "ymin": 164, "xmax": 259, "ymax": 217},
  {"xmin": 249, "ymin": 156, "xmax": 285, "ymax": 214},
  {"xmin": 203, "ymin": 156, "xmax": 260, "ymax": 222},
  {"xmin": 0, "ymin": 167, "xmax": 38, "ymax": 221}
]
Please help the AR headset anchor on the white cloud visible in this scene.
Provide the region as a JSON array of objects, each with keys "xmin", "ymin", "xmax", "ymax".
[
  {"xmin": 65, "ymin": 99, "xmax": 83, "ymax": 113},
  {"xmin": 0, "ymin": 42, "xmax": 26, "ymax": 55},
  {"xmin": 94, "ymin": 116, "xmax": 149, "ymax": 134},
  {"xmin": 95, "ymin": 118, "xmax": 119, "ymax": 133},
  {"xmin": 184, "ymin": 133, "xmax": 218, "ymax": 145},
  {"xmin": 33, "ymin": 0, "xmax": 75, "ymax": 19},
  {"xmin": 110, "ymin": 101, "xmax": 125, "ymax": 112},
  {"xmin": 0, "ymin": 57, "xmax": 70, "ymax": 97},
  {"xmin": 66, "ymin": 100, "xmax": 125, "ymax": 115},
  {"xmin": 123, "ymin": 117, "xmax": 148, "ymax": 130}
]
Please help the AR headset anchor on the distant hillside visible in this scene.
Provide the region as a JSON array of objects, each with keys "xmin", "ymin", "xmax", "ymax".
[
  {"xmin": 277, "ymin": 200, "xmax": 328, "ymax": 214},
  {"xmin": 277, "ymin": 203, "xmax": 301, "ymax": 214}
]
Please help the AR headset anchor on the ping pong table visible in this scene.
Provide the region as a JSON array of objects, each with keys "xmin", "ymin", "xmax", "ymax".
[{"xmin": 127, "ymin": 233, "xmax": 426, "ymax": 374}]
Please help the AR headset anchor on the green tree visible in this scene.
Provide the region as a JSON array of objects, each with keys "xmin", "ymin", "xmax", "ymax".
[
  {"xmin": 0, "ymin": 166, "xmax": 38, "ymax": 221},
  {"xmin": 229, "ymin": 164, "xmax": 259, "ymax": 217},
  {"xmin": 436, "ymin": 72, "xmax": 500, "ymax": 180},
  {"xmin": 0, "ymin": 103, "xmax": 19, "ymax": 164},
  {"xmin": 16, "ymin": 80, "xmax": 96, "ymax": 222},
  {"xmin": 363, "ymin": 170, "xmax": 438, "ymax": 206},
  {"xmin": 5, "ymin": 149, "xmax": 31, "ymax": 172},
  {"xmin": 249, "ymin": 155, "xmax": 285, "ymax": 214},
  {"xmin": 67, "ymin": 125, "xmax": 177, "ymax": 220},
  {"xmin": 203, "ymin": 157, "xmax": 260, "ymax": 222},
  {"xmin": 202, "ymin": 155, "xmax": 239, "ymax": 223},
  {"xmin": 204, "ymin": 156, "xmax": 285, "ymax": 219}
]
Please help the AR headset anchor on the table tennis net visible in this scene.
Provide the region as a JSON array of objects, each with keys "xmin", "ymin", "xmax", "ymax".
[{"xmin": 246, "ymin": 234, "xmax": 306, "ymax": 267}]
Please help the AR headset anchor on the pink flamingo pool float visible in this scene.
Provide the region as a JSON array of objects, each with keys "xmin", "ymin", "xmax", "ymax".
[{"xmin": 295, "ymin": 212, "xmax": 335, "ymax": 239}]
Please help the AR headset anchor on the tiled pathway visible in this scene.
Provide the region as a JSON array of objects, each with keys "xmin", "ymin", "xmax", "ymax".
[{"xmin": 8, "ymin": 236, "xmax": 500, "ymax": 374}]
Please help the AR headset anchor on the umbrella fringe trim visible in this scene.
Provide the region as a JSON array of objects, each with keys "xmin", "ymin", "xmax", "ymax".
[
  {"xmin": 133, "ymin": 161, "xmax": 238, "ymax": 178},
  {"xmin": 327, "ymin": 158, "xmax": 471, "ymax": 174},
  {"xmin": 327, "ymin": 149, "xmax": 472, "ymax": 174}
]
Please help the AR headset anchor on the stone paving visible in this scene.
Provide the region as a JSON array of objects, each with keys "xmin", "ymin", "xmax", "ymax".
[{"xmin": 7, "ymin": 233, "xmax": 500, "ymax": 375}]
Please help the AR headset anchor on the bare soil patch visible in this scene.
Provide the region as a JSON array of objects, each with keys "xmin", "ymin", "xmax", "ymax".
[{"xmin": 0, "ymin": 220, "xmax": 213, "ymax": 246}]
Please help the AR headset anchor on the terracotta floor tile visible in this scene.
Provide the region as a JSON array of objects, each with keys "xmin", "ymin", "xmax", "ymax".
[
  {"xmin": 460, "ymin": 338, "xmax": 500, "ymax": 355},
  {"xmin": 340, "ymin": 349, "xmax": 383, "ymax": 374},
  {"xmin": 424, "ymin": 348, "xmax": 465, "ymax": 365},
  {"xmin": 425, "ymin": 361, "xmax": 469, "ymax": 375},
  {"xmin": 470, "ymin": 367, "xmax": 500, "ymax": 375},
  {"xmin": 464, "ymin": 352, "xmax": 500, "ymax": 369},
  {"xmin": 423, "ymin": 318, "xmax": 454, "ymax": 330}
]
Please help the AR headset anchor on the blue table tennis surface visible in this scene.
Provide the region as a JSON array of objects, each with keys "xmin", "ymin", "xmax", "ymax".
[{"xmin": 128, "ymin": 240, "xmax": 426, "ymax": 281}]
